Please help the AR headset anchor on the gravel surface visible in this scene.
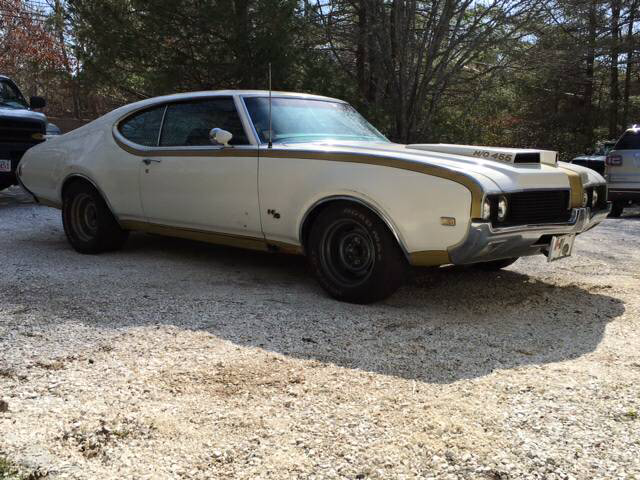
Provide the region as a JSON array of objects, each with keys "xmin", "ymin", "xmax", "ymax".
[{"xmin": 1, "ymin": 185, "xmax": 639, "ymax": 479}]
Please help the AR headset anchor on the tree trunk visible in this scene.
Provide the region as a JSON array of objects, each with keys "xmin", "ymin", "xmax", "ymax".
[
  {"xmin": 622, "ymin": 2, "xmax": 636, "ymax": 129},
  {"xmin": 356, "ymin": 1, "xmax": 368, "ymax": 98},
  {"xmin": 55, "ymin": 0, "xmax": 79, "ymax": 118},
  {"xmin": 583, "ymin": 0, "xmax": 597, "ymax": 147},
  {"xmin": 608, "ymin": 0, "xmax": 621, "ymax": 138},
  {"xmin": 233, "ymin": 0, "xmax": 251, "ymax": 88}
]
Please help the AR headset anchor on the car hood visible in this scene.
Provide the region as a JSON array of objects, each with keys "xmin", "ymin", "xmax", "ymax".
[
  {"xmin": 275, "ymin": 141, "xmax": 598, "ymax": 193},
  {"xmin": 0, "ymin": 107, "xmax": 47, "ymax": 124},
  {"xmin": 572, "ymin": 155, "xmax": 606, "ymax": 162}
]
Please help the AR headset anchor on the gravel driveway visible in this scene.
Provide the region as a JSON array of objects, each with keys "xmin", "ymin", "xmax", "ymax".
[{"xmin": 1, "ymin": 186, "xmax": 639, "ymax": 479}]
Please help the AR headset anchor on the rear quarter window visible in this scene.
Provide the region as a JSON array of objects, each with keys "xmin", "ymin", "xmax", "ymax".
[
  {"xmin": 614, "ymin": 130, "xmax": 640, "ymax": 150},
  {"xmin": 118, "ymin": 106, "xmax": 165, "ymax": 147}
]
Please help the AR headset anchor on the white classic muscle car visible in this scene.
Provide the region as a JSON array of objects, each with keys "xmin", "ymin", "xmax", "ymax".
[{"xmin": 17, "ymin": 90, "xmax": 610, "ymax": 303}]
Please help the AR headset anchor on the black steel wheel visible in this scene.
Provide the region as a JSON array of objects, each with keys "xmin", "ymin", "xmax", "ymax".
[
  {"xmin": 62, "ymin": 181, "xmax": 128, "ymax": 254},
  {"xmin": 308, "ymin": 202, "xmax": 407, "ymax": 303},
  {"xmin": 319, "ymin": 218, "xmax": 376, "ymax": 288}
]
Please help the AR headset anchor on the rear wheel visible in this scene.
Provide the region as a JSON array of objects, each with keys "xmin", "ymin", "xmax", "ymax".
[
  {"xmin": 62, "ymin": 181, "xmax": 128, "ymax": 254},
  {"xmin": 307, "ymin": 203, "xmax": 407, "ymax": 303},
  {"xmin": 609, "ymin": 201, "xmax": 625, "ymax": 218},
  {"xmin": 472, "ymin": 257, "xmax": 519, "ymax": 271}
]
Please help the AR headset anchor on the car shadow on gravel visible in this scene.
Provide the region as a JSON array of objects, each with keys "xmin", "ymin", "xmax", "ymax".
[
  {"xmin": 7, "ymin": 229, "xmax": 626, "ymax": 385},
  {"xmin": 0, "ymin": 186, "xmax": 34, "ymax": 206},
  {"xmin": 610, "ymin": 206, "xmax": 640, "ymax": 220}
]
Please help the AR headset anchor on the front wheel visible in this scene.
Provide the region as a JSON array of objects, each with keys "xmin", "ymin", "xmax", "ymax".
[
  {"xmin": 62, "ymin": 181, "xmax": 128, "ymax": 254},
  {"xmin": 609, "ymin": 201, "xmax": 625, "ymax": 218},
  {"xmin": 307, "ymin": 203, "xmax": 407, "ymax": 304}
]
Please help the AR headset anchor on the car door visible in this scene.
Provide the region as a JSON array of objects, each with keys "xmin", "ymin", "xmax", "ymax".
[{"xmin": 138, "ymin": 96, "xmax": 261, "ymax": 238}]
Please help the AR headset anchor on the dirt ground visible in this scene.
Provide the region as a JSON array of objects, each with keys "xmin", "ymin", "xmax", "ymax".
[{"xmin": 1, "ymin": 186, "xmax": 639, "ymax": 479}]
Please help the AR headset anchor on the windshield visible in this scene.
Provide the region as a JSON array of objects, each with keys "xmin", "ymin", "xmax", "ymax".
[
  {"xmin": 594, "ymin": 143, "xmax": 615, "ymax": 156},
  {"xmin": 0, "ymin": 80, "xmax": 28, "ymax": 109},
  {"xmin": 244, "ymin": 97, "xmax": 389, "ymax": 144}
]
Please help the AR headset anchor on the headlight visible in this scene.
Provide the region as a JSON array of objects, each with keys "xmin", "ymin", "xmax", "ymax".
[
  {"xmin": 482, "ymin": 198, "xmax": 492, "ymax": 220},
  {"xmin": 46, "ymin": 122, "xmax": 61, "ymax": 135},
  {"xmin": 592, "ymin": 190, "xmax": 598, "ymax": 207},
  {"xmin": 582, "ymin": 192, "xmax": 589, "ymax": 207},
  {"xmin": 497, "ymin": 196, "xmax": 508, "ymax": 221}
]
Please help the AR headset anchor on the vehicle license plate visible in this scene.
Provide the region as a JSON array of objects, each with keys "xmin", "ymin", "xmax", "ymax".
[
  {"xmin": 0, "ymin": 160, "xmax": 10, "ymax": 172},
  {"xmin": 547, "ymin": 234, "xmax": 575, "ymax": 262}
]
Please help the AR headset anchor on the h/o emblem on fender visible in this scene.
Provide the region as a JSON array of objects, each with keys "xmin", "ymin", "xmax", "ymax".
[{"xmin": 267, "ymin": 209, "xmax": 281, "ymax": 219}]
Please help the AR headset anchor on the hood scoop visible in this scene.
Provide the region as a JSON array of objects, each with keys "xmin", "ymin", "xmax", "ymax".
[{"xmin": 407, "ymin": 144, "xmax": 558, "ymax": 166}]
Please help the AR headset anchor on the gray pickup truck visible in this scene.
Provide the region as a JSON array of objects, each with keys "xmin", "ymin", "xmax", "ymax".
[
  {"xmin": 0, "ymin": 75, "xmax": 60, "ymax": 191},
  {"xmin": 605, "ymin": 126, "xmax": 640, "ymax": 217}
]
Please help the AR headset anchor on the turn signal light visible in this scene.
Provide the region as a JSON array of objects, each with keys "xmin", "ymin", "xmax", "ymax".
[{"xmin": 606, "ymin": 155, "xmax": 622, "ymax": 166}]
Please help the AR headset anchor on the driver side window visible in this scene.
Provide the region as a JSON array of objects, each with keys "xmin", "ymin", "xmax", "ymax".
[
  {"xmin": 160, "ymin": 97, "xmax": 248, "ymax": 147},
  {"xmin": 0, "ymin": 80, "xmax": 28, "ymax": 108}
]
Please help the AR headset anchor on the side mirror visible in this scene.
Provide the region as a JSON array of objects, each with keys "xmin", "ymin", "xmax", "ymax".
[
  {"xmin": 30, "ymin": 96, "xmax": 46, "ymax": 109},
  {"xmin": 209, "ymin": 128, "xmax": 233, "ymax": 147}
]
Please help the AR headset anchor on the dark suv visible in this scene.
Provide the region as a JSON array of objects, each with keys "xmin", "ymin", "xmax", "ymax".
[
  {"xmin": 0, "ymin": 75, "xmax": 60, "ymax": 191},
  {"xmin": 570, "ymin": 140, "xmax": 616, "ymax": 176}
]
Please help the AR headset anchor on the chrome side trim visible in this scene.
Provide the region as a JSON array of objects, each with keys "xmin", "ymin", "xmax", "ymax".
[{"xmin": 298, "ymin": 195, "xmax": 410, "ymax": 260}]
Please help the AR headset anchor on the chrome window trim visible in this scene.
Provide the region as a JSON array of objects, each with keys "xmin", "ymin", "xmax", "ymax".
[
  {"xmin": 234, "ymin": 95, "xmax": 259, "ymax": 146},
  {"xmin": 115, "ymin": 94, "xmax": 253, "ymax": 150},
  {"xmin": 237, "ymin": 96, "xmax": 260, "ymax": 146},
  {"xmin": 239, "ymin": 92, "xmax": 347, "ymax": 103},
  {"xmin": 156, "ymin": 104, "xmax": 168, "ymax": 147}
]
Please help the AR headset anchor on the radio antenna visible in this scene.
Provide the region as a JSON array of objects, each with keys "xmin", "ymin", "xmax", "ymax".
[{"xmin": 268, "ymin": 63, "xmax": 273, "ymax": 149}]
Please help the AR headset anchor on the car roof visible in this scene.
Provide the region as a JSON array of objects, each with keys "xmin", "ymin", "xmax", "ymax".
[
  {"xmin": 129, "ymin": 90, "xmax": 346, "ymax": 108},
  {"xmin": 110, "ymin": 90, "xmax": 349, "ymax": 120}
]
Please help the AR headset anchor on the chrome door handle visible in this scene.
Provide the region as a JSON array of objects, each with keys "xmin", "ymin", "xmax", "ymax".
[{"xmin": 142, "ymin": 158, "xmax": 162, "ymax": 165}]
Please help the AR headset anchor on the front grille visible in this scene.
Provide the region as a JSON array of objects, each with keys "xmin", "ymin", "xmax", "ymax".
[
  {"xmin": 490, "ymin": 190, "xmax": 571, "ymax": 227},
  {"xmin": 0, "ymin": 118, "xmax": 45, "ymax": 145}
]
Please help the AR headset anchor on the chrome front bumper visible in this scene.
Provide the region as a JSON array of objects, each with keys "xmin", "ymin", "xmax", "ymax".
[{"xmin": 449, "ymin": 203, "xmax": 611, "ymax": 265}]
